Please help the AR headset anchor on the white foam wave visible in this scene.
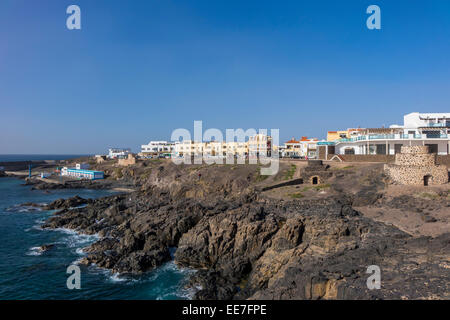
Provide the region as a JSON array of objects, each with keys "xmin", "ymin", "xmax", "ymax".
[{"xmin": 26, "ymin": 246, "xmax": 43, "ymax": 256}]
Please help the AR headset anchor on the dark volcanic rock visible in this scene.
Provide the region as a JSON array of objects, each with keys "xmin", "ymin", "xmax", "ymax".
[
  {"xmin": 26, "ymin": 179, "xmax": 114, "ymax": 190},
  {"xmin": 39, "ymin": 163, "xmax": 450, "ymax": 300},
  {"xmin": 39, "ymin": 244, "xmax": 55, "ymax": 252},
  {"xmin": 45, "ymin": 196, "xmax": 90, "ymax": 210},
  {"xmin": 352, "ymin": 186, "xmax": 383, "ymax": 206}
]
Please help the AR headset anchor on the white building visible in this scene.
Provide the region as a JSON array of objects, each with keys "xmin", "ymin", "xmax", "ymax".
[
  {"xmin": 334, "ymin": 112, "xmax": 450, "ymax": 155},
  {"xmin": 108, "ymin": 148, "xmax": 131, "ymax": 159},
  {"xmin": 299, "ymin": 137, "xmax": 319, "ymax": 159},
  {"xmin": 141, "ymin": 141, "xmax": 175, "ymax": 155},
  {"xmin": 61, "ymin": 167, "xmax": 104, "ymax": 180}
]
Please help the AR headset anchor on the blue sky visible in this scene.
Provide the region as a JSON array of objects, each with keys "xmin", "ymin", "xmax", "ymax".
[{"xmin": 1, "ymin": 0, "xmax": 450, "ymax": 154}]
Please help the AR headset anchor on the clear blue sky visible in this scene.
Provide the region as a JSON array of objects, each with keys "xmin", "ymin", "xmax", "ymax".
[{"xmin": 1, "ymin": 0, "xmax": 450, "ymax": 154}]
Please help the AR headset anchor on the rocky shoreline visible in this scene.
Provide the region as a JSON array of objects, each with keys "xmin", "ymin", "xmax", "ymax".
[{"xmin": 37, "ymin": 161, "xmax": 449, "ymax": 299}]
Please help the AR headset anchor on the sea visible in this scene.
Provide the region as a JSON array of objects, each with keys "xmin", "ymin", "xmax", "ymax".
[{"xmin": 0, "ymin": 177, "xmax": 194, "ymax": 300}]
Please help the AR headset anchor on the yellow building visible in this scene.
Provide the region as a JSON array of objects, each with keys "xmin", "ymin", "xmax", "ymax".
[
  {"xmin": 327, "ymin": 128, "xmax": 364, "ymax": 142},
  {"xmin": 248, "ymin": 134, "xmax": 272, "ymax": 157},
  {"xmin": 284, "ymin": 138, "xmax": 301, "ymax": 157},
  {"xmin": 173, "ymin": 134, "xmax": 271, "ymax": 158}
]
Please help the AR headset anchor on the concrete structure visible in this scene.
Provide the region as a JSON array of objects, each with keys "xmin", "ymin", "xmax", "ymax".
[
  {"xmin": 396, "ymin": 112, "xmax": 450, "ymax": 135},
  {"xmin": 248, "ymin": 134, "xmax": 272, "ymax": 157},
  {"xmin": 61, "ymin": 167, "xmax": 104, "ymax": 180},
  {"xmin": 174, "ymin": 140, "xmax": 202, "ymax": 157},
  {"xmin": 118, "ymin": 153, "xmax": 136, "ymax": 166},
  {"xmin": 384, "ymin": 146, "xmax": 448, "ymax": 185},
  {"xmin": 300, "ymin": 160, "xmax": 332, "ymax": 185},
  {"xmin": 299, "ymin": 137, "xmax": 319, "ymax": 159},
  {"xmin": 284, "ymin": 138, "xmax": 301, "ymax": 157},
  {"xmin": 108, "ymin": 148, "xmax": 131, "ymax": 159},
  {"xmin": 317, "ymin": 142, "xmax": 335, "ymax": 160},
  {"xmin": 173, "ymin": 134, "xmax": 271, "ymax": 158},
  {"xmin": 141, "ymin": 141, "xmax": 175, "ymax": 156},
  {"xmin": 330, "ymin": 113, "xmax": 450, "ymax": 156},
  {"xmin": 327, "ymin": 128, "xmax": 364, "ymax": 142}
]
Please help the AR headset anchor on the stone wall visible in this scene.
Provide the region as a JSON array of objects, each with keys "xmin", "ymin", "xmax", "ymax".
[
  {"xmin": 395, "ymin": 153, "xmax": 436, "ymax": 166},
  {"xmin": 118, "ymin": 154, "xmax": 136, "ymax": 167},
  {"xmin": 318, "ymin": 146, "xmax": 326, "ymax": 160},
  {"xmin": 300, "ymin": 160, "xmax": 332, "ymax": 184},
  {"xmin": 327, "ymin": 154, "xmax": 395, "ymax": 163},
  {"xmin": 384, "ymin": 164, "xmax": 448, "ymax": 185},
  {"xmin": 437, "ymin": 155, "xmax": 450, "ymax": 167},
  {"xmin": 261, "ymin": 178, "xmax": 304, "ymax": 192},
  {"xmin": 384, "ymin": 145, "xmax": 448, "ymax": 185},
  {"xmin": 400, "ymin": 146, "xmax": 428, "ymax": 154},
  {"xmin": 317, "ymin": 146, "xmax": 335, "ymax": 160}
]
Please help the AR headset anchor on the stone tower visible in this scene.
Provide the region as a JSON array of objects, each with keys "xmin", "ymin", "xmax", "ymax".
[{"xmin": 384, "ymin": 146, "xmax": 448, "ymax": 185}]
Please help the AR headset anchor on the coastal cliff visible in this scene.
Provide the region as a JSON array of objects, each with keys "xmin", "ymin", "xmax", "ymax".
[{"xmin": 41, "ymin": 160, "xmax": 450, "ymax": 299}]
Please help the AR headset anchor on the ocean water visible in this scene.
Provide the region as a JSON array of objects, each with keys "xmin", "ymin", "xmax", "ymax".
[
  {"xmin": 0, "ymin": 155, "xmax": 92, "ymax": 162},
  {"xmin": 0, "ymin": 177, "xmax": 194, "ymax": 300}
]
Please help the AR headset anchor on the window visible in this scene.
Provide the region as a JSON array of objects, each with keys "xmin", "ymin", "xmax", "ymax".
[
  {"xmin": 424, "ymin": 131, "xmax": 440, "ymax": 139},
  {"xmin": 344, "ymin": 148, "xmax": 355, "ymax": 155},
  {"xmin": 376, "ymin": 144, "xmax": 386, "ymax": 155},
  {"xmin": 425, "ymin": 144, "xmax": 438, "ymax": 153}
]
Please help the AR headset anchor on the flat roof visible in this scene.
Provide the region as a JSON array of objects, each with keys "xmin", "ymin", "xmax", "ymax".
[{"xmin": 67, "ymin": 168, "xmax": 104, "ymax": 174}]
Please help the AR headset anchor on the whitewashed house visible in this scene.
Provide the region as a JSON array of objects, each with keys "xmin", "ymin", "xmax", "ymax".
[
  {"xmin": 333, "ymin": 112, "xmax": 450, "ymax": 155},
  {"xmin": 108, "ymin": 148, "xmax": 131, "ymax": 159},
  {"xmin": 140, "ymin": 141, "xmax": 175, "ymax": 155}
]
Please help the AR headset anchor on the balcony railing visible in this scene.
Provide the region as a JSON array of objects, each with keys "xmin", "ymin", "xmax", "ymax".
[
  {"xmin": 426, "ymin": 123, "xmax": 449, "ymax": 128},
  {"xmin": 336, "ymin": 134, "xmax": 448, "ymax": 143}
]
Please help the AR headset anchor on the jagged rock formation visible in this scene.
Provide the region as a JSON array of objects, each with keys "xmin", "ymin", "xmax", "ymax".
[{"xmin": 39, "ymin": 161, "xmax": 450, "ymax": 300}]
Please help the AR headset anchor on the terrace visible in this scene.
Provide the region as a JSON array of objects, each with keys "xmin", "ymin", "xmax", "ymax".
[{"xmin": 336, "ymin": 133, "xmax": 448, "ymax": 144}]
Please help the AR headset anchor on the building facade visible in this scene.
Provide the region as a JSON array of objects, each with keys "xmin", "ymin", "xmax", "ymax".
[
  {"xmin": 331, "ymin": 113, "xmax": 450, "ymax": 156},
  {"xmin": 172, "ymin": 134, "xmax": 271, "ymax": 158},
  {"xmin": 299, "ymin": 137, "xmax": 319, "ymax": 159},
  {"xmin": 284, "ymin": 138, "xmax": 301, "ymax": 157},
  {"xmin": 61, "ymin": 167, "xmax": 104, "ymax": 180},
  {"xmin": 141, "ymin": 141, "xmax": 175, "ymax": 156},
  {"xmin": 108, "ymin": 148, "xmax": 131, "ymax": 159},
  {"xmin": 248, "ymin": 134, "xmax": 272, "ymax": 157}
]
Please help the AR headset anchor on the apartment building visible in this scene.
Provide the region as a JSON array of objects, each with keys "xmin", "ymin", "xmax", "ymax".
[
  {"xmin": 331, "ymin": 112, "xmax": 450, "ymax": 155},
  {"xmin": 172, "ymin": 134, "xmax": 272, "ymax": 158},
  {"xmin": 248, "ymin": 134, "xmax": 272, "ymax": 157},
  {"xmin": 327, "ymin": 128, "xmax": 364, "ymax": 142},
  {"xmin": 141, "ymin": 141, "xmax": 175, "ymax": 155},
  {"xmin": 108, "ymin": 148, "xmax": 131, "ymax": 159},
  {"xmin": 299, "ymin": 136, "xmax": 319, "ymax": 159},
  {"xmin": 283, "ymin": 138, "xmax": 301, "ymax": 157},
  {"xmin": 61, "ymin": 167, "xmax": 104, "ymax": 180}
]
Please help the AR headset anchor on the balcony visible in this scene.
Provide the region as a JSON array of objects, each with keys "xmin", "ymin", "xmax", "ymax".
[
  {"xmin": 336, "ymin": 133, "xmax": 448, "ymax": 143},
  {"xmin": 424, "ymin": 122, "xmax": 449, "ymax": 128}
]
